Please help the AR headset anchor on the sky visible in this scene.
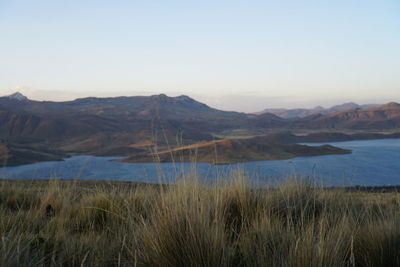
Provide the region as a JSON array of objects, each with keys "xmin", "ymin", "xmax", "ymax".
[{"xmin": 1, "ymin": 0, "xmax": 399, "ymax": 112}]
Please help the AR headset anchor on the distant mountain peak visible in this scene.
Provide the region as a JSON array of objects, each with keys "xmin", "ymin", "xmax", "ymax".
[
  {"xmin": 6, "ymin": 92, "xmax": 29, "ymax": 101},
  {"xmin": 176, "ymin": 95, "xmax": 192, "ymax": 100},
  {"xmin": 175, "ymin": 95, "xmax": 197, "ymax": 102},
  {"xmin": 332, "ymin": 102, "xmax": 359, "ymax": 109},
  {"xmin": 382, "ymin": 102, "xmax": 400, "ymax": 108},
  {"xmin": 150, "ymin": 93, "xmax": 168, "ymax": 99},
  {"xmin": 148, "ymin": 94, "xmax": 207, "ymax": 108}
]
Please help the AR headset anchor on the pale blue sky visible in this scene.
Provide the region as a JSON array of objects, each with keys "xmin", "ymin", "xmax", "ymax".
[{"xmin": 1, "ymin": 0, "xmax": 399, "ymax": 111}]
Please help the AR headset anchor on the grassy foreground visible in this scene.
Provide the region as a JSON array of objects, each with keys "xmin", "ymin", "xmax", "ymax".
[{"xmin": 1, "ymin": 176, "xmax": 400, "ymax": 266}]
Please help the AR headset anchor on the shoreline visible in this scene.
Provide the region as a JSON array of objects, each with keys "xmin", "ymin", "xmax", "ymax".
[{"xmin": 2, "ymin": 178, "xmax": 400, "ymax": 192}]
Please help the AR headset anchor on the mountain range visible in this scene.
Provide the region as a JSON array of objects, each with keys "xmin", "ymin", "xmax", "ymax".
[
  {"xmin": 0, "ymin": 92, "xmax": 399, "ymax": 165},
  {"xmin": 256, "ymin": 102, "xmax": 379, "ymax": 119}
]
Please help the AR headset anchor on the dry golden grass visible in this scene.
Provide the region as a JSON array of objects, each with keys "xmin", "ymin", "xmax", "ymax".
[
  {"xmin": 156, "ymin": 139, "xmax": 229, "ymax": 154},
  {"xmin": 1, "ymin": 176, "xmax": 400, "ymax": 266}
]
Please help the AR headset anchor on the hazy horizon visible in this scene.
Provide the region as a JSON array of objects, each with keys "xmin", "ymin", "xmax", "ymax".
[{"xmin": 1, "ymin": 1, "xmax": 399, "ymax": 112}]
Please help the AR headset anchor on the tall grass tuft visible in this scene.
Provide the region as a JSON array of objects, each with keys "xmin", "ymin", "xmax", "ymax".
[{"xmin": 1, "ymin": 176, "xmax": 400, "ymax": 266}]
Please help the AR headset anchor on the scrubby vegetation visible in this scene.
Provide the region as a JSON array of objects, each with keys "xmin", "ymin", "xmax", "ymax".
[{"xmin": 1, "ymin": 176, "xmax": 400, "ymax": 266}]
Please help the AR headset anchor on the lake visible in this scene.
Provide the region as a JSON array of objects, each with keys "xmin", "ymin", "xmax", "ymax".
[{"xmin": 1, "ymin": 139, "xmax": 400, "ymax": 186}]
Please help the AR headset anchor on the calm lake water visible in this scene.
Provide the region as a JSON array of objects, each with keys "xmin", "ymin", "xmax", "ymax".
[{"xmin": 1, "ymin": 139, "xmax": 400, "ymax": 186}]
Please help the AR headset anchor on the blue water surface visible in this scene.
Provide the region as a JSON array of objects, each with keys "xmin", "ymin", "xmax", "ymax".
[{"xmin": 1, "ymin": 139, "xmax": 400, "ymax": 186}]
